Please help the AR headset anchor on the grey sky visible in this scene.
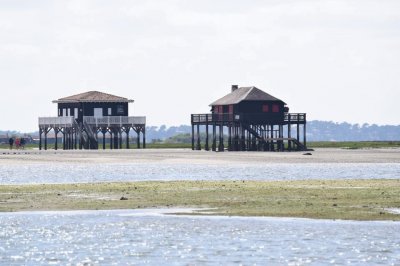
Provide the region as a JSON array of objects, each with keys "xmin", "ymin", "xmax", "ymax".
[{"xmin": 1, "ymin": 0, "xmax": 399, "ymax": 131}]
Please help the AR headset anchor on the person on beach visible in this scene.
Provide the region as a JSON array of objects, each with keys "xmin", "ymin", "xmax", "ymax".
[
  {"xmin": 15, "ymin": 138, "xmax": 20, "ymax": 150},
  {"xmin": 8, "ymin": 137, "xmax": 14, "ymax": 150},
  {"xmin": 20, "ymin": 138, "xmax": 26, "ymax": 149}
]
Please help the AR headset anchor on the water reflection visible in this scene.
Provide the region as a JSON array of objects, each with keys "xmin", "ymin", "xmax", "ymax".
[
  {"xmin": 0, "ymin": 210, "xmax": 399, "ymax": 265},
  {"xmin": 1, "ymin": 163, "xmax": 399, "ymax": 184}
]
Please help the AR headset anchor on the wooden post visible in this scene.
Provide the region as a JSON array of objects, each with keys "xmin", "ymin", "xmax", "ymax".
[
  {"xmin": 137, "ymin": 130, "xmax": 141, "ymax": 149},
  {"xmin": 70, "ymin": 130, "xmax": 73, "ymax": 150},
  {"xmin": 110, "ymin": 131, "xmax": 113, "ymax": 150},
  {"xmin": 212, "ymin": 124, "xmax": 216, "ymax": 151},
  {"xmin": 125, "ymin": 128, "xmax": 130, "ymax": 149},
  {"xmin": 74, "ymin": 130, "xmax": 77, "ymax": 150},
  {"xmin": 288, "ymin": 118, "xmax": 292, "ymax": 151},
  {"xmin": 54, "ymin": 129, "xmax": 58, "ymax": 150},
  {"xmin": 44, "ymin": 128, "xmax": 48, "ymax": 150},
  {"xmin": 228, "ymin": 125, "xmax": 232, "ymax": 151},
  {"xmin": 39, "ymin": 128, "xmax": 42, "ymax": 150},
  {"xmin": 205, "ymin": 121, "xmax": 209, "ymax": 151},
  {"xmin": 118, "ymin": 129, "xmax": 122, "ymax": 149},
  {"xmin": 79, "ymin": 126, "xmax": 83, "ymax": 150},
  {"xmin": 191, "ymin": 124, "xmax": 195, "ymax": 150},
  {"xmin": 218, "ymin": 124, "xmax": 224, "ymax": 151},
  {"xmin": 142, "ymin": 127, "xmax": 146, "ymax": 149},
  {"xmin": 196, "ymin": 124, "xmax": 201, "ymax": 150},
  {"xmin": 102, "ymin": 131, "xmax": 106, "ymax": 150},
  {"xmin": 303, "ymin": 123, "xmax": 307, "ymax": 149}
]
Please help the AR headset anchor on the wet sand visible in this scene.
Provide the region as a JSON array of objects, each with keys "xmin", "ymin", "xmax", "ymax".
[{"xmin": 0, "ymin": 148, "xmax": 399, "ymax": 165}]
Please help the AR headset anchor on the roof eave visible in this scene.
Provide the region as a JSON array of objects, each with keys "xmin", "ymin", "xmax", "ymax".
[{"xmin": 52, "ymin": 99, "xmax": 134, "ymax": 104}]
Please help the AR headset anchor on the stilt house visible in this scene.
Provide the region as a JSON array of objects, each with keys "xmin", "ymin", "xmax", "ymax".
[
  {"xmin": 191, "ymin": 85, "xmax": 307, "ymax": 151},
  {"xmin": 38, "ymin": 91, "xmax": 146, "ymax": 150}
]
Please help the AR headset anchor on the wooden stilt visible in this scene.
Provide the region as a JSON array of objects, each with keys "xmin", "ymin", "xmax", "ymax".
[
  {"xmin": 125, "ymin": 129, "xmax": 130, "ymax": 149},
  {"xmin": 205, "ymin": 123, "xmax": 209, "ymax": 151},
  {"xmin": 137, "ymin": 129, "xmax": 140, "ymax": 149},
  {"xmin": 212, "ymin": 124, "xmax": 216, "ymax": 151},
  {"xmin": 39, "ymin": 128, "xmax": 42, "ymax": 150},
  {"xmin": 54, "ymin": 129, "xmax": 58, "ymax": 150},
  {"xmin": 142, "ymin": 127, "xmax": 146, "ymax": 149},
  {"xmin": 218, "ymin": 124, "xmax": 224, "ymax": 151},
  {"xmin": 196, "ymin": 124, "xmax": 201, "ymax": 150},
  {"xmin": 44, "ymin": 128, "xmax": 48, "ymax": 150},
  {"xmin": 191, "ymin": 124, "xmax": 195, "ymax": 150}
]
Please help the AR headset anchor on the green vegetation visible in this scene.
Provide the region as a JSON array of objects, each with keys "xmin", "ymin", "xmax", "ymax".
[
  {"xmin": 1, "ymin": 179, "xmax": 400, "ymax": 220},
  {"xmin": 307, "ymin": 141, "xmax": 400, "ymax": 149}
]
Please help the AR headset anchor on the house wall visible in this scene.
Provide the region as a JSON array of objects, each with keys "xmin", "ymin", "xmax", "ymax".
[
  {"xmin": 58, "ymin": 102, "xmax": 129, "ymax": 122},
  {"xmin": 211, "ymin": 100, "xmax": 286, "ymax": 123}
]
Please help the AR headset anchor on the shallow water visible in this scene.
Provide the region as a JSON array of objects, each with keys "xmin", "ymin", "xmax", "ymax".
[
  {"xmin": 0, "ymin": 209, "xmax": 399, "ymax": 265},
  {"xmin": 1, "ymin": 162, "xmax": 399, "ymax": 184}
]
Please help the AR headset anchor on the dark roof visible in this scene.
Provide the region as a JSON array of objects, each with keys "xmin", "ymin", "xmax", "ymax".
[
  {"xmin": 52, "ymin": 91, "xmax": 134, "ymax": 103},
  {"xmin": 210, "ymin": 86, "xmax": 285, "ymax": 106}
]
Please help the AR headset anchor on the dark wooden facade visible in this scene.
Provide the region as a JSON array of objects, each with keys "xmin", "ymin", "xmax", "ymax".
[
  {"xmin": 57, "ymin": 102, "xmax": 129, "ymax": 122},
  {"xmin": 191, "ymin": 85, "xmax": 308, "ymax": 152},
  {"xmin": 38, "ymin": 91, "xmax": 146, "ymax": 150}
]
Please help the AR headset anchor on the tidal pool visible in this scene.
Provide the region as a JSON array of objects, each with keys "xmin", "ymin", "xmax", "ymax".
[
  {"xmin": 0, "ymin": 209, "xmax": 399, "ymax": 265},
  {"xmin": 1, "ymin": 162, "xmax": 400, "ymax": 184}
]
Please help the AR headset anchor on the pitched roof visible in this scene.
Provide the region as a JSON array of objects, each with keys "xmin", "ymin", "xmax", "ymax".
[
  {"xmin": 210, "ymin": 86, "xmax": 285, "ymax": 106},
  {"xmin": 52, "ymin": 91, "xmax": 134, "ymax": 103}
]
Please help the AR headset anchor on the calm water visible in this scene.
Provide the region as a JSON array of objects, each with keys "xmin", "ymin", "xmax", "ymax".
[
  {"xmin": 1, "ymin": 162, "xmax": 400, "ymax": 184},
  {"xmin": 0, "ymin": 209, "xmax": 399, "ymax": 265}
]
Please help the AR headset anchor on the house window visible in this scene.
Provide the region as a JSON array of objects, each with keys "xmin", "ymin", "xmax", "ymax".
[
  {"xmin": 74, "ymin": 108, "xmax": 78, "ymax": 119},
  {"xmin": 272, "ymin": 104, "xmax": 279, "ymax": 113},
  {"xmin": 228, "ymin": 105, "xmax": 233, "ymax": 113},
  {"xmin": 117, "ymin": 105, "xmax": 124, "ymax": 115},
  {"xmin": 262, "ymin": 104, "xmax": 269, "ymax": 112},
  {"xmin": 94, "ymin": 108, "xmax": 103, "ymax": 118},
  {"xmin": 108, "ymin": 108, "xmax": 112, "ymax": 116},
  {"xmin": 63, "ymin": 108, "xmax": 67, "ymax": 117}
]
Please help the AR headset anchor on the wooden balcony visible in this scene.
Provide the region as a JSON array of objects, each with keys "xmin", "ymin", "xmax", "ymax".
[
  {"xmin": 83, "ymin": 116, "xmax": 146, "ymax": 126},
  {"xmin": 38, "ymin": 116, "xmax": 75, "ymax": 127},
  {"xmin": 39, "ymin": 116, "xmax": 146, "ymax": 127},
  {"xmin": 191, "ymin": 113, "xmax": 306, "ymax": 124}
]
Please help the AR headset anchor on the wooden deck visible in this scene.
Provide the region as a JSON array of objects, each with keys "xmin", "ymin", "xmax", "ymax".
[{"xmin": 191, "ymin": 113, "xmax": 306, "ymax": 124}]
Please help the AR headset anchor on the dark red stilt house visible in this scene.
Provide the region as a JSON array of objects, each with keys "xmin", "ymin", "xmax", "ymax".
[{"xmin": 191, "ymin": 85, "xmax": 307, "ymax": 152}]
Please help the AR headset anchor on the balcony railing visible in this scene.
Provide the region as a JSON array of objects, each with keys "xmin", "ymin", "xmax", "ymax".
[
  {"xmin": 83, "ymin": 116, "xmax": 146, "ymax": 126},
  {"xmin": 39, "ymin": 116, "xmax": 146, "ymax": 127},
  {"xmin": 38, "ymin": 116, "xmax": 75, "ymax": 127},
  {"xmin": 191, "ymin": 113, "xmax": 306, "ymax": 123}
]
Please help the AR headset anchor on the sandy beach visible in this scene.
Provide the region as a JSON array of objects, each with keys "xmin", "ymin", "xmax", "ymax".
[{"xmin": 1, "ymin": 148, "xmax": 399, "ymax": 165}]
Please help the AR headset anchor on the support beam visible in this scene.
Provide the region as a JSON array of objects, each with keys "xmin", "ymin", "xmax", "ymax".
[
  {"xmin": 205, "ymin": 123, "xmax": 209, "ymax": 151},
  {"xmin": 54, "ymin": 129, "xmax": 58, "ymax": 150},
  {"xmin": 191, "ymin": 124, "xmax": 195, "ymax": 150},
  {"xmin": 212, "ymin": 124, "xmax": 216, "ymax": 151},
  {"xmin": 218, "ymin": 125, "xmax": 224, "ymax": 152},
  {"xmin": 126, "ymin": 129, "xmax": 130, "ymax": 149},
  {"xmin": 39, "ymin": 128, "xmax": 42, "ymax": 150},
  {"xmin": 142, "ymin": 127, "xmax": 146, "ymax": 149},
  {"xmin": 196, "ymin": 124, "xmax": 201, "ymax": 150}
]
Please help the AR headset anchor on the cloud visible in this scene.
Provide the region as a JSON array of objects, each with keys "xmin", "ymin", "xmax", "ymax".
[{"xmin": 0, "ymin": 0, "xmax": 399, "ymax": 131}]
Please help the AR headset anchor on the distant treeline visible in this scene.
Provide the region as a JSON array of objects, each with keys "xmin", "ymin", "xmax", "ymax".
[
  {"xmin": 147, "ymin": 121, "xmax": 400, "ymax": 142},
  {"xmin": 1, "ymin": 121, "xmax": 399, "ymax": 144}
]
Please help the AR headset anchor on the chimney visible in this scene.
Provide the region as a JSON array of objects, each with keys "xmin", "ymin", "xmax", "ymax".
[{"xmin": 231, "ymin": 85, "xmax": 238, "ymax": 92}]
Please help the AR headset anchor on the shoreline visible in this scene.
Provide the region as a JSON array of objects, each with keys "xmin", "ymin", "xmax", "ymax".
[
  {"xmin": 1, "ymin": 148, "xmax": 400, "ymax": 164},
  {"xmin": 1, "ymin": 179, "xmax": 400, "ymax": 221},
  {"xmin": 1, "ymin": 208, "xmax": 400, "ymax": 223}
]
